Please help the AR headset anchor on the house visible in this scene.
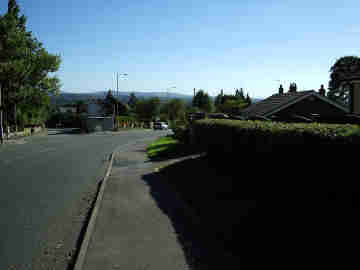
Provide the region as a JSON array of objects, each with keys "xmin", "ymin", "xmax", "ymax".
[
  {"xmin": 241, "ymin": 85, "xmax": 352, "ymax": 123},
  {"xmin": 87, "ymin": 99, "xmax": 106, "ymax": 116},
  {"xmin": 80, "ymin": 98, "xmax": 114, "ymax": 132},
  {"xmin": 58, "ymin": 106, "xmax": 77, "ymax": 114}
]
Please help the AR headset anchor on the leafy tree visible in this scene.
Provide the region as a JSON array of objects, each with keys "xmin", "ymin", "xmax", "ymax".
[
  {"xmin": 288, "ymin": 83, "xmax": 297, "ymax": 93},
  {"xmin": 192, "ymin": 90, "xmax": 213, "ymax": 113},
  {"xmin": 245, "ymin": 93, "xmax": 252, "ymax": 105},
  {"xmin": 0, "ymin": 0, "xmax": 61, "ymax": 132},
  {"xmin": 235, "ymin": 88, "xmax": 245, "ymax": 99},
  {"xmin": 127, "ymin": 92, "xmax": 138, "ymax": 109},
  {"xmin": 103, "ymin": 90, "xmax": 116, "ymax": 115},
  {"xmin": 186, "ymin": 104, "xmax": 200, "ymax": 114},
  {"xmin": 214, "ymin": 90, "xmax": 224, "ymax": 109},
  {"xmin": 117, "ymin": 101, "xmax": 130, "ymax": 116},
  {"xmin": 162, "ymin": 98, "xmax": 186, "ymax": 121},
  {"xmin": 214, "ymin": 88, "xmax": 251, "ymax": 114},
  {"xmin": 329, "ymin": 56, "xmax": 360, "ymax": 90},
  {"xmin": 75, "ymin": 100, "xmax": 86, "ymax": 114},
  {"xmin": 218, "ymin": 98, "xmax": 248, "ymax": 115},
  {"xmin": 327, "ymin": 56, "xmax": 360, "ymax": 105},
  {"xmin": 135, "ymin": 97, "xmax": 161, "ymax": 121}
]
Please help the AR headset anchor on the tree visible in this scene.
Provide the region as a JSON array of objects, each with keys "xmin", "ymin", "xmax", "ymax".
[
  {"xmin": 214, "ymin": 88, "xmax": 251, "ymax": 114},
  {"xmin": 117, "ymin": 101, "xmax": 130, "ymax": 116},
  {"xmin": 135, "ymin": 97, "xmax": 161, "ymax": 121},
  {"xmin": 245, "ymin": 93, "xmax": 252, "ymax": 106},
  {"xmin": 217, "ymin": 98, "xmax": 247, "ymax": 115},
  {"xmin": 329, "ymin": 56, "xmax": 360, "ymax": 90},
  {"xmin": 103, "ymin": 90, "xmax": 116, "ymax": 115},
  {"xmin": 235, "ymin": 88, "xmax": 245, "ymax": 99},
  {"xmin": 127, "ymin": 92, "xmax": 138, "ymax": 109},
  {"xmin": 192, "ymin": 90, "xmax": 213, "ymax": 113},
  {"xmin": 289, "ymin": 82, "xmax": 297, "ymax": 93},
  {"xmin": 75, "ymin": 100, "xmax": 85, "ymax": 114},
  {"xmin": 214, "ymin": 90, "xmax": 224, "ymax": 109},
  {"xmin": 162, "ymin": 98, "xmax": 186, "ymax": 121},
  {"xmin": 0, "ymin": 0, "xmax": 61, "ymax": 133},
  {"xmin": 327, "ymin": 56, "xmax": 360, "ymax": 105}
]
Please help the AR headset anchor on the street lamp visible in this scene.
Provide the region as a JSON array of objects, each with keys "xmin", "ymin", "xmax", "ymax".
[
  {"xmin": 0, "ymin": 82, "xmax": 3, "ymax": 144},
  {"xmin": 0, "ymin": 42, "xmax": 4, "ymax": 144},
  {"xmin": 115, "ymin": 73, "xmax": 128, "ymax": 115},
  {"xmin": 116, "ymin": 73, "xmax": 128, "ymax": 99},
  {"xmin": 166, "ymin": 86, "xmax": 176, "ymax": 121}
]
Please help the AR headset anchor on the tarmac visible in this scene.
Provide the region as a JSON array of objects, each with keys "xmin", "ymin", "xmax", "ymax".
[{"xmin": 76, "ymin": 138, "xmax": 214, "ymax": 270}]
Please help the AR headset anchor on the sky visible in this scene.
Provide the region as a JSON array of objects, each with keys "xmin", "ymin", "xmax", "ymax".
[{"xmin": 1, "ymin": 0, "xmax": 360, "ymax": 98}]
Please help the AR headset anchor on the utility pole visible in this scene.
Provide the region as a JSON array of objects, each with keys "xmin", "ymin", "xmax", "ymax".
[
  {"xmin": 166, "ymin": 86, "xmax": 176, "ymax": 121},
  {"xmin": 116, "ymin": 73, "xmax": 119, "ymax": 116},
  {"xmin": 115, "ymin": 73, "xmax": 128, "ymax": 116},
  {"xmin": 116, "ymin": 72, "xmax": 119, "ymax": 98},
  {"xmin": 0, "ymin": 82, "xmax": 3, "ymax": 144}
]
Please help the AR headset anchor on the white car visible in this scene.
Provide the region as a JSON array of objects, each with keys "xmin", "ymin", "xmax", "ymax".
[{"xmin": 154, "ymin": 122, "xmax": 168, "ymax": 130}]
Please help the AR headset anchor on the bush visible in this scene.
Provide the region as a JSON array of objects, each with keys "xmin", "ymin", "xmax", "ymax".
[
  {"xmin": 193, "ymin": 119, "xmax": 360, "ymax": 150},
  {"xmin": 172, "ymin": 125, "xmax": 190, "ymax": 143},
  {"xmin": 192, "ymin": 119, "xmax": 360, "ymax": 181}
]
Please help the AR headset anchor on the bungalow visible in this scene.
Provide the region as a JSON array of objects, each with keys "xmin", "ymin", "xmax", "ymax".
[{"xmin": 241, "ymin": 85, "xmax": 353, "ymax": 123}]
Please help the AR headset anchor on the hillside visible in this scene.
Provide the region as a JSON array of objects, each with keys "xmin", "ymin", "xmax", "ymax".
[
  {"xmin": 50, "ymin": 91, "xmax": 263, "ymax": 106},
  {"xmin": 50, "ymin": 91, "xmax": 193, "ymax": 106}
]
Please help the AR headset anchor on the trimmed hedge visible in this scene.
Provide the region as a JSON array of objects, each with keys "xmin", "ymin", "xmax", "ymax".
[
  {"xmin": 172, "ymin": 125, "xmax": 190, "ymax": 143},
  {"xmin": 192, "ymin": 119, "xmax": 360, "ymax": 160},
  {"xmin": 115, "ymin": 116, "xmax": 137, "ymax": 122}
]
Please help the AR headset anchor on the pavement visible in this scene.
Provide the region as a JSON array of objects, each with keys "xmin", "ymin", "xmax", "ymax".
[{"xmin": 79, "ymin": 137, "xmax": 234, "ymax": 270}]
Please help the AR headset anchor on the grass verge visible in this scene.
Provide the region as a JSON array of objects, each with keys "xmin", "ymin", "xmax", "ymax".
[{"xmin": 146, "ymin": 135, "xmax": 196, "ymax": 161}]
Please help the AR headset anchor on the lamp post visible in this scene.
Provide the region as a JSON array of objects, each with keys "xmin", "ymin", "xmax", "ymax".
[
  {"xmin": 0, "ymin": 41, "xmax": 3, "ymax": 144},
  {"xmin": 116, "ymin": 73, "xmax": 128, "ymax": 98},
  {"xmin": 115, "ymin": 73, "xmax": 128, "ymax": 114},
  {"xmin": 166, "ymin": 86, "xmax": 176, "ymax": 121},
  {"xmin": 0, "ymin": 82, "xmax": 3, "ymax": 144}
]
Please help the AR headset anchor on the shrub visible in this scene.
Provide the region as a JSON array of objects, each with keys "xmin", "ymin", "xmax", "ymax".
[
  {"xmin": 172, "ymin": 125, "xmax": 190, "ymax": 143},
  {"xmin": 192, "ymin": 119, "xmax": 360, "ymax": 171}
]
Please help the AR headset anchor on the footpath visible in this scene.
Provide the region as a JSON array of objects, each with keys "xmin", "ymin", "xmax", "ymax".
[{"xmin": 77, "ymin": 138, "xmax": 234, "ymax": 270}]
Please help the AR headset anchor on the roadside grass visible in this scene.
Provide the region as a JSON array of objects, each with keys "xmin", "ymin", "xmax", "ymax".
[{"xmin": 146, "ymin": 135, "xmax": 196, "ymax": 161}]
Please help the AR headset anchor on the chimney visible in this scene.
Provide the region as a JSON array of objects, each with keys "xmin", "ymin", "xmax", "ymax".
[
  {"xmin": 193, "ymin": 88, "xmax": 196, "ymax": 97},
  {"xmin": 318, "ymin": 84, "xmax": 326, "ymax": 96},
  {"xmin": 278, "ymin": 84, "xmax": 284, "ymax": 95}
]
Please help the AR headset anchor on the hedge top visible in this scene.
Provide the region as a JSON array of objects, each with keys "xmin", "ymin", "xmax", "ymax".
[{"xmin": 194, "ymin": 119, "xmax": 360, "ymax": 141}]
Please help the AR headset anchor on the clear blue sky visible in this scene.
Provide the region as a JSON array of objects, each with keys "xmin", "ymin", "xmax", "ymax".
[{"xmin": 1, "ymin": 0, "xmax": 360, "ymax": 98}]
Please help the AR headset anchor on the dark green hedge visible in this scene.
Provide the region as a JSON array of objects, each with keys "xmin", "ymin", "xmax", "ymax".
[
  {"xmin": 115, "ymin": 116, "xmax": 137, "ymax": 122},
  {"xmin": 192, "ymin": 119, "xmax": 360, "ymax": 160}
]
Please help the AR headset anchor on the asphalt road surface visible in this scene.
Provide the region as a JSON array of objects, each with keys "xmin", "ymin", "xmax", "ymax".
[{"xmin": 0, "ymin": 129, "xmax": 170, "ymax": 270}]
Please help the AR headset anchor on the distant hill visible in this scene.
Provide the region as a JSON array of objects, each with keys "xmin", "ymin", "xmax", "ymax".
[
  {"xmin": 252, "ymin": 98, "xmax": 263, "ymax": 103},
  {"xmin": 50, "ymin": 91, "xmax": 193, "ymax": 106},
  {"xmin": 51, "ymin": 90, "xmax": 263, "ymax": 106}
]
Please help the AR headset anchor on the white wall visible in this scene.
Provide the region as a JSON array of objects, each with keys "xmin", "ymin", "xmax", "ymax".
[{"xmin": 85, "ymin": 117, "xmax": 113, "ymax": 132}]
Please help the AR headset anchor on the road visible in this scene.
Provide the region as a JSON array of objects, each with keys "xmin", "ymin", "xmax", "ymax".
[{"xmin": 0, "ymin": 129, "xmax": 170, "ymax": 270}]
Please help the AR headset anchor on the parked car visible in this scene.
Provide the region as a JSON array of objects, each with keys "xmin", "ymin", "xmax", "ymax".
[{"xmin": 153, "ymin": 122, "xmax": 168, "ymax": 130}]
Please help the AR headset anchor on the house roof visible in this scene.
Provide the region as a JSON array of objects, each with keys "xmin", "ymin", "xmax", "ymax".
[{"xmin": 242, "ymin": 90, "xmax": 349, "ymax": 118}]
